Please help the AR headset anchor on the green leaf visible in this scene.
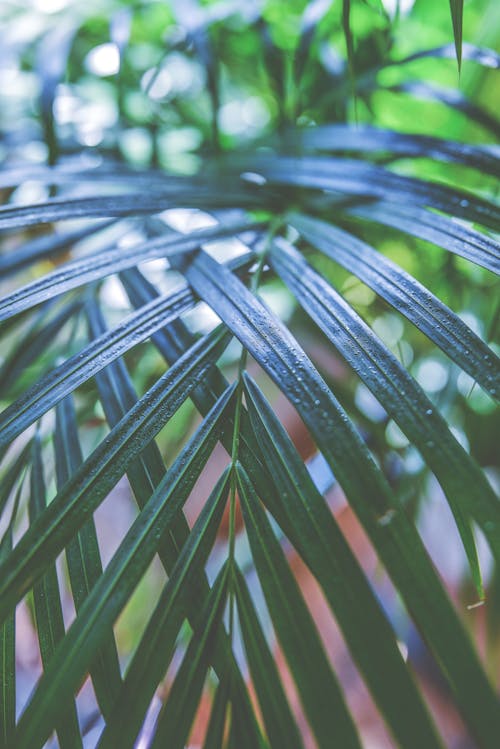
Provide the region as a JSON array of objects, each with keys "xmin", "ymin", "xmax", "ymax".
[
  {"xmin": 54, "ymin": 396, "xmax": 122, "ymax": 719},
  {"xmin": 449, "ymin": 0, "xmax": 464, "ymax": 70},
  {"xmin": 233, "ymin": 566, "xmax": 305, "ymax": 749},
  {"xmin": 288, "ymin": 125, "xmax": 500, "ymax": 175},
  {"xmin": 270, "ymin": 237, "xmax": 500, "ymax": 591},
  {"xmin": 0, "ymin": 444, "xmax": 30, "ymax": 519},
  {"xmin": 0, "ymin": 184, "xmax": 263, "ymax": 230},
  {"xmin": 243, "ymin": 373, "xmax": 443, "ymax": 749},
  {"xmin": 0, "ymin": 299, "xmax": 82, "ymax": 397},
  {"xmin": 295, "ymin": 0, "xmax": 332, "ymax": 83},
  {"xmin": 86, "ymin": 301, "xmax": 257, "ymax": 737},
  {"xmin": 0, "ymin": 325, "xmax": 231, "ymax": 623},
  {"xmin": 345, "ymin": 200, "xmax": 500, "ymax": 275},
  {"xmin": 183, "ymin": 249, "xmax": 500, "ymax": 747},
  {"xmin": 29, "ymin": 435, "xmax": 82, "ymax": 749},
  {"xmin": 236, "ymin": 463, "xmax": 361, "ymax": 749},
  {"xmin": 0, "ymin": 531, "xmax": 15, "ymax": 749},
  {"xmin": 251, "ymin": 155, "xmax": 500, "ymax": 230},
  {"xmin": 120, "ymin": 267, "xmax": 278, "ymax": 522},
  {"xmin": 202, "ymin": 674, "xmax": 230, "ymax": 749},
  {"xmin": 383, "ymin": 81, "xmax": 500, "ymax": 140},
  {"xmin": 0, "ymin": 219, "xmax": 261, "ymax": 321},
  {"xmin": 0, "ymin": 221, "xmax": 115, "ymax": 278},
  {"xmin": 149, "ymin": 563, "xmax": 230, "ymax": 749},
  {"xmin": 289, "ymin": 213, "xmax": 500, "ymax": 398},
  {"xmin": 13, "ymin": 385, "xmax": 234, "ymax": 749},
  {"xmin": 0, "ymin": 287, "xmax": 195, "ymax": 449},
  {"xmin": 342, "ymin": 0, "xmax": 355, "ymax": 81},
  {"xmin": 97, "ymin": 468, "xmax": 230, "ymax": 749}
]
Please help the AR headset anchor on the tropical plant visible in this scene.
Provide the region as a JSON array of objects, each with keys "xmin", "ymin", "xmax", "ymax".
[{"xmin": 0, "ymin": 0, "xmax": 499, "ymax": 747}]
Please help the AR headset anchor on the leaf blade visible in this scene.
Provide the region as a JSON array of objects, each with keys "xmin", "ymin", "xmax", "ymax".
[
  {"xmin": 243, "ymin": 373, "xmax": 444, "ymax": 749},
  {"xmin": 236, "ymin": 464, "xmax": 361, "ymax": 749},
  {"xmin": 14, "ymin": 386, "xmax": 234, "ymax": 749}
]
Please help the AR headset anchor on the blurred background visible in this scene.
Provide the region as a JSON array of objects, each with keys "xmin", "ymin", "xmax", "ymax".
[{"xmin": 0, "ymin": 0, "xmax": 499, "ymax": 746}]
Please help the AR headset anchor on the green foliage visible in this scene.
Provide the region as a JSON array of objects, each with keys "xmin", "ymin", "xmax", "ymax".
[{"xmin": 0, "ymin": 0, "xmax": 499, "ymax": 747}]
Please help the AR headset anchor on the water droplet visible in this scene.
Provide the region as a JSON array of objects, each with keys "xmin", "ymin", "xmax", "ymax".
[
  {"xmin": 459, "ymin": 199, "xmax": 469, "ymax": 208},
  {"xmin": 378, "ymin": 509, "xmax": 396, "ymax": 527},
  {"xmin": 425, "ymin": 408, "xmax": 433, "ymax": 416}
]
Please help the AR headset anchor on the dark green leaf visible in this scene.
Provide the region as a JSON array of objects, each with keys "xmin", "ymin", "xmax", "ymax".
[
  {"xmin": 0, "ymin": 444, "xmax": 30, "ymax": 519},
  {"xmin": 289, "ymin": 213, "xmax": 500, "ymax": 398},
  {"xmin": 295, "ymin": 0, "xmax": 332, "ymax": 82},
  {"xmin": 202, "ymin": 674, "xmax": 230, "ymax": 749},
  {"xmin": 291, "ymin": 125, "xmax": 500, "ymax": 176},
  {"xmin": 0, "ymin": 221, "xmax": 115, "ymax": 278},
  {"xmin": 14, "ymin": 386, "xmax": 234, "ymax": 749},
  {"xmin": 149, "ymin": 563, "xmax": 230, "ymax": 749},
  {"xmin": 97, "ymin": 468, "xmax": 230, "ymax": 749},
  {"xmin": 252, "ymin": 155, "xmax": 500, "ymax": 230},
  {"xmin": 342, "ymin": 0, "xmax": 355, "ymax": 81},
  {"xmin": 236, "ymin": 463, "xmax": 361, "ymax": 749},
  {"xmin": 448, "ymin": 0, "xmax": 464, "ymax": 70},
  {"xmin": 54, "ymin": 396, "xmax": 122, "ymax": 719},
  {"xmin": 0, "ymin": 286, "xmax": 194, "ymax": 449},
  {"xmin": 0, "ymin": 219, "xmax": 260, "ymax": 321},
  {"xmin": 345, "ymin": 200, "xmax": 500, "ymax": 275},
  {"xmin": 234, "ymin": 566, "xmax": 305, "ymax": 749},
  {"xmin": 29, "ymin": 435, "xmax": 82, "ymax": 749},
  {"xmin": 86, "ymin": 301, "xmax": 257, "ymax": 735},
  {"xmin": 0, "ymin": 531, "xmax": 15, "ymax": 749},
  {"xmin": 120, "ymin": 267, "xmax": 278, "ymax": 522},
  {"xmin": 243, "ymin": 373, "xmax": 443, "ymax": 749},
  {"xmin": 183, "ymin": 249, "xmax": 500, "ymax": 747},
  {"xmin": 270, "ymin": 237, "xmax": 500, "ymax": 589},
  {"xmin": 0, "ymin": 299, "xmax": 81, "ymax": 397},
  {"xmin": 0, "ymin": 326, "xmax": 231, "ymax": 623}
]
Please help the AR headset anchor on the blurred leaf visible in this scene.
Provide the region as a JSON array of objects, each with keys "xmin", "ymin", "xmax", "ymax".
[
  {"xmin": 291, "ymin": 124, "xmax": 500, "ymax": 176},
  {"xmin": 448, "ymin": 0, "xmax": 464, "ymax": 71},
  {"xmin": 0, "ymin": 530, "xmax": 15, "ymax": 749}
]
